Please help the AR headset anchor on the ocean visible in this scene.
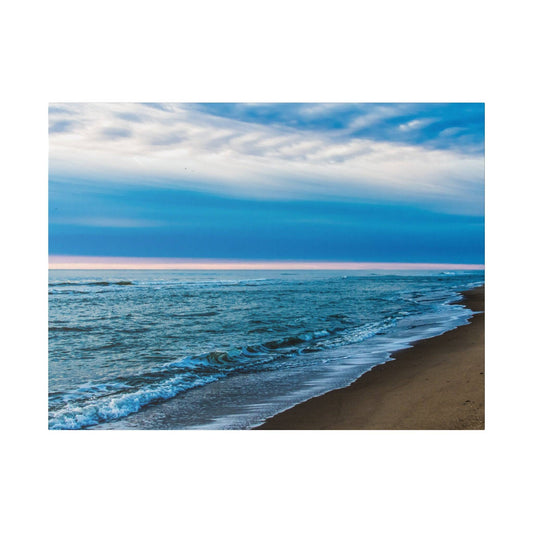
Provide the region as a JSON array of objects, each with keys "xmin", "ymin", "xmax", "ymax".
[{"xmin": 48, "ymin": 269, "xmax": 484, "ymax": 429}]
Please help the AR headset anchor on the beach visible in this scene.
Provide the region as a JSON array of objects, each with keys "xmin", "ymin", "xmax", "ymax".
[
  {"xmin": 49, "ymin": 271, "xmax": 484, "ymax": 429},
  {"xmin": 258, "ymin": 285, "xmax": 484, "ymax": 430}
]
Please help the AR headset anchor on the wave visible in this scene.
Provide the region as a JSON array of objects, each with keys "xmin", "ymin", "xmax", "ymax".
[
  {"xmin": 80, "ymin": 342, "xmax": 124, "ymax": 352},
  {"xmin": 49, "ymin": 280, "xmax": 134, "ymax": 287},
  {"xmin": 49, "ymin": 278, "xmax": 276, "ymax": 294},
  {"xmin": 144, "ymin": 278, "xmax": 274, "ymax": 289},
  {"xmin": 169, "ymin": 311, "xmax": 218, "ymax": 318},
  {"xmin": 49, "ymin": 326, "xmax": 94, "ymax": 332},
  {"xmin": 48, "ymin": 373, "xmax": 222, "ymax": 430},
  {"xmin": 48, "ymin": 320, "xmax": 397, "ymax": 429},
  {"xmin": 49, "ymin": 277, "xmax": 483, "ymax": 429}
]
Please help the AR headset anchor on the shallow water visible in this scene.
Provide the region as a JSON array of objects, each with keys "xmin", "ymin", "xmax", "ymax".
[{"xmin": 48, "ymin": 269, "xmax": 484, "ymax": 429}]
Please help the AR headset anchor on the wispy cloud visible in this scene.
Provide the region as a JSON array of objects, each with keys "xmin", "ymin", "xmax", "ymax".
[
  {"xmin": 398, "ymin": 118, "xmax": 434, "ymax": 131},
  {"xmin": 49, "ymin": 103, "xmax": 484, "ymax": 214},
  {"xmin": 49, "ymin": 119, "xmax": 77, "ymax": 134},
  {"xmin": 52, "ymin": 216, "xmax": 161, "ymax": 228},
  {"xmin": 100, "ymin": 127, "xmax": 132, "ymax": 139}
]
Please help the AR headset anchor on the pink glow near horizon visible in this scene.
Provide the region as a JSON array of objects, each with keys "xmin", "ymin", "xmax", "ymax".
[{"xmin": 48, "ymin": 256, "xmax": 485, "ymax": 270}]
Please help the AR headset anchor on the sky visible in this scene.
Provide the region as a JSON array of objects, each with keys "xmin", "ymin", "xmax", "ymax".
[{"xmin": 49, "ymin": 103, "xmax": 484, "ymax": 267}]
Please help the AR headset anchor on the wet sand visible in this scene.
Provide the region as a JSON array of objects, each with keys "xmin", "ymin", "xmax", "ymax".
[{"xmin": 257, "ymin": 286, "xmax": 484, "ymax": 430}]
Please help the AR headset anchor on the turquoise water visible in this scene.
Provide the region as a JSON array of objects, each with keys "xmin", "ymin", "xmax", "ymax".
[{"xmin": 48, "ymin": 269, "xmax": 484, "ymax": 429}]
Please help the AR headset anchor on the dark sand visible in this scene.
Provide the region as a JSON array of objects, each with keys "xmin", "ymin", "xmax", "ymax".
[{"xmin": 257, "ymin": 286, "xmax": 484, "ymax": 430}]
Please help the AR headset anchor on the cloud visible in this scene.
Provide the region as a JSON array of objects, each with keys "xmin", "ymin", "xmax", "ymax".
[
  {"xmin": 100, "ymin": 127, "xmax": 132, "ymax": 139},
  {"xmin": 114, "ymin": 112, "xmax": 146, "ymax": 123},
  {"xmin": 189, "ymin": 103, "xmax": 484, "ymax": 153},
  {"xmin": 348, "ymin": 104, "xmax": 406, "ymax": 132},
  {"xmin": 49, "ymin": 105, "xmax": 76, "ymax": 115},
  {"xmin": 53, "ymin": 216, "xmax": 161, "ymax": 228},
  {"xmin": 49, "ymin": 103, "xmax": 484, "ymax": 215},
  {"xmin": 440, "ymin": 126, "xmax": 466, "ymax": 137},
  {"xmin": 49, "ymin": 119, "xmax": 77, "ymax": 133},
  {"xmin": 398, "ymin": 119, "xmax": 433, "ymax": 131}
]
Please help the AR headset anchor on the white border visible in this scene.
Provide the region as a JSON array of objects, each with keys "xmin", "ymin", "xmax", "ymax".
[{"xmin": 4, "ymin": 1, "xmax": 531, "ymax": 532}]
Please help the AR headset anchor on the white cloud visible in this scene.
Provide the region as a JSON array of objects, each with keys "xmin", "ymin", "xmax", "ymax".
[
  {"xmin": 398, "ymin": 118, "xmax": 433, "ymax": 131},
  {"xmin": 348, "ymin": 104, "xmax": 406, "ymax": 132},
  {"xmin": 49, "ymin": 103, "xmax": 484, "ymax": 214},
  {"xmin": 52, "ymin": 216, "xmax": 162, "ymax": 228},
  {"xmin": 440, "ymin": 126, "xmax": 466, "ymax": 137}
]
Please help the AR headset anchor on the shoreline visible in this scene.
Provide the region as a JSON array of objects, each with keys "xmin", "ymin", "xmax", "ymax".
[{"xmin": 257, "ymin": 285, "xmax": 484, "ymax": 430}]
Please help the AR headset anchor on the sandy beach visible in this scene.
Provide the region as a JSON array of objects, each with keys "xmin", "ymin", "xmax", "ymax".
[{"xmin": 258, "ymin": 285, "xmax": 484, "ymax": 430}]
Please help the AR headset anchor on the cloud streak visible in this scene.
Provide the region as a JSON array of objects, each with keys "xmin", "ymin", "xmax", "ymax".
[
  {"xmin": 48, "ymin": 255, "xmax": 485, "ymax": 271},
  {"xmin": 49, "ymin": 103, "xmax": 484, "ymax": 215}
]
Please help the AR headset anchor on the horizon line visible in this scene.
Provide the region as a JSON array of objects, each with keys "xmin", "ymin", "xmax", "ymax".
[{"xmin": 48, "ymin": 256, "xmax": 485, "ymax": 271}]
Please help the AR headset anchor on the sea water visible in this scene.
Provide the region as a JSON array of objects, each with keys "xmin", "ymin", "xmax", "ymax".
[{"xmin": 48, "ymin": 269, "xmax": 484, "ymax": 429}]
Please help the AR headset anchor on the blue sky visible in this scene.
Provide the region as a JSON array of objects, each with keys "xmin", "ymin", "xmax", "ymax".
[{"xmin": 49, "ymin": 103, "xmax": 484, "ymax": 264}]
